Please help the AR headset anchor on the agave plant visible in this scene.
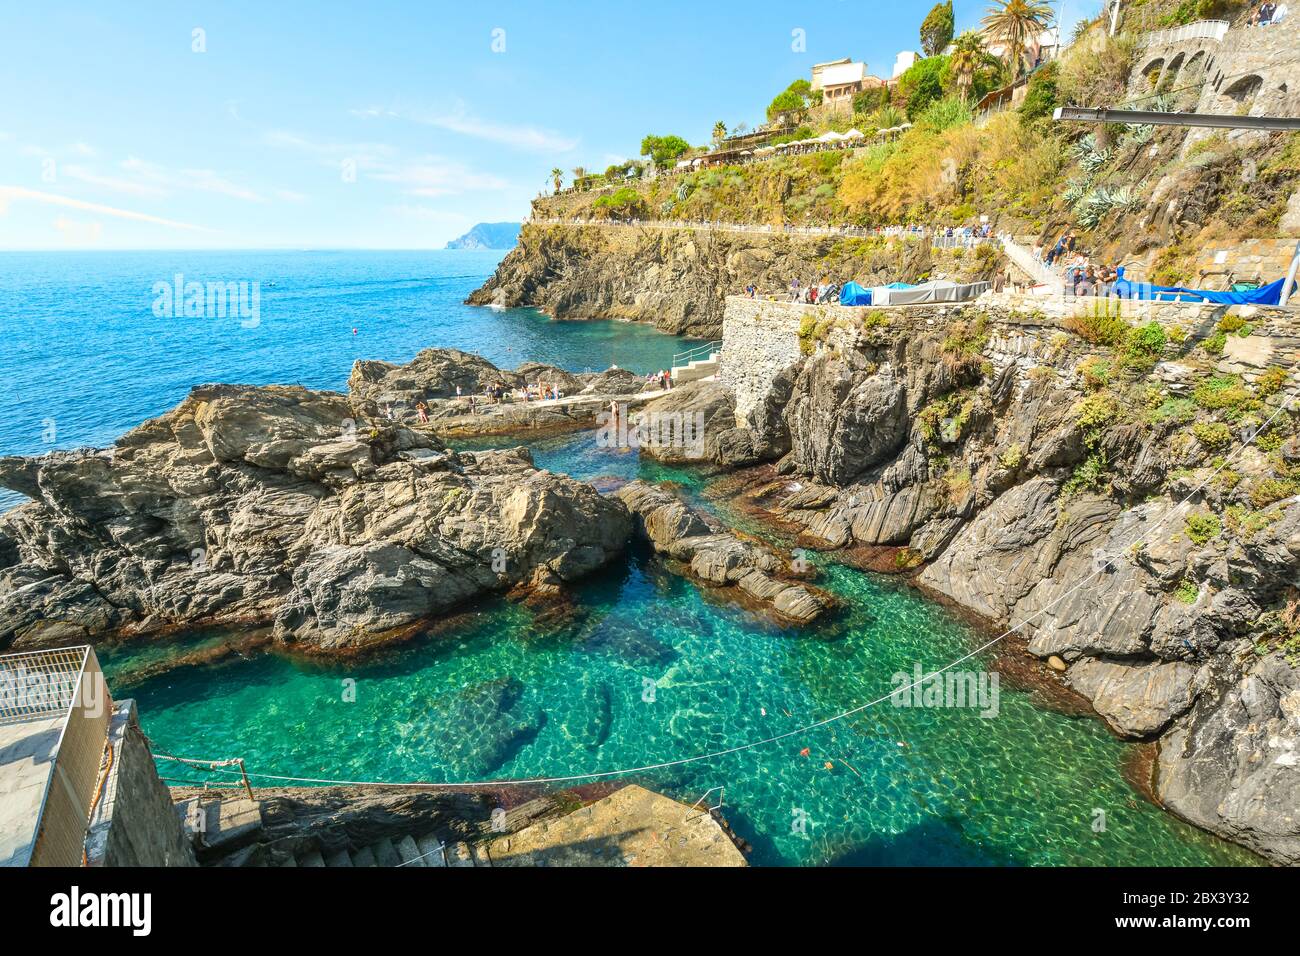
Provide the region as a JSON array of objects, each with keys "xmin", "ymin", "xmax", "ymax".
[
  {"xmin": 1071, "ymin": 133, "xmax": 1113, "ymax": 174},
  {"xmin": 1077, "ymin": 184, "xmax": 1138, "ymax": 228},
  {"xmin": 1126, "ymin": 124, "xmax": 1155, "ymax": 146},
  {"xmin": 1063, "ymin": 177, "xmax": 1091, "ymax": 208}
]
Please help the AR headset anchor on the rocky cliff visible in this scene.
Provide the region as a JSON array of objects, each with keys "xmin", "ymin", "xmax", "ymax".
[
  {"xmin": 682, "ymin": 296, "xmax": 1300, "ymax": 862},
  {"xmin": 468, "ymin": 224, "xmax": 1003, "ymax": 339},
  {"xmin": 0, "ymin": 384, "xmax": 630, "ymax": 653}
]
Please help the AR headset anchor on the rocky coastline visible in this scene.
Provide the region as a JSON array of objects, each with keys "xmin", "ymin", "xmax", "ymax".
[
  {"xmin": 467, "ymin": 223, "xmax": 1003, "ymax": 338},
  {"xmin": 4, "ymin": 294, "xmax": 1298, "ymax": 863}
]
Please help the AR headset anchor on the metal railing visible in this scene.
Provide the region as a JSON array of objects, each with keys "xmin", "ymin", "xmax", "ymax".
[
  {"xmin": 1139, "ymin": 19, "xmax": 1229, "ymax": 48},
  {"xmin": 0, "ymin": 645, "xmax": 113, "ymax": 867},
  {"xmin": 672, "ymin": 340, "xmax": 722, "ymax": 369},
  {"xmin": 0, "ymin": 645, "xmax": 88, "ymax": 725}
]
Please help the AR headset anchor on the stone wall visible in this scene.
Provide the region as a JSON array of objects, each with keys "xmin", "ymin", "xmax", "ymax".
[
  {"xmin": 83, "ymin": 700, "xmax": 196, "ymax": 867},
  {"xmin": 720, "ymin": 298, "xmax": 806, "ymax": 422},
  {"xmin": 719, "ymin": 293, "xmax": 1300, "ymax": 418}
]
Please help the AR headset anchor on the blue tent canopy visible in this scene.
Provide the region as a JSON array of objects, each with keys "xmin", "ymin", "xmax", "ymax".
[
  {"xmin": 1111, "ymin": 266, "xmax": 1292, "ymax": 306},
  {"xmin": 840, "ymin": 281, "xmax": 872, "ymax": 306}
]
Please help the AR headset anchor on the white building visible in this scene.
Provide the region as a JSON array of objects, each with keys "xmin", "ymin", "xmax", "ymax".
[{"xmin": 892, "ymin": 50, "xmax": 920, "ymax": 78}]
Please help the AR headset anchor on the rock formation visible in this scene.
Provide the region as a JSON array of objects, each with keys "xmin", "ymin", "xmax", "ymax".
[
  {"xmin": 0, "ymin": 383, "xmax": 630, "ymax": 653},
  {"xmin": 469, "ymin": 224, "xmax": 1002, "ymax": 338},
  {"xmin": 721, "ymin": 301, "xmax": 1300, "ymax": 862},
  {"xmin": 615, "ymin": 479, "xmax": 832, "ymax": 623}
]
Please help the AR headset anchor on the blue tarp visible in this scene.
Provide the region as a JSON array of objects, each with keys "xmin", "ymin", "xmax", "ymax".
[
  {"xmin": 1111, "ymin": 266, "xmax": 1291, "ymax": 306},
  {"xmin": 840, "ymin": 281, "xmax": 872, "ymax": 306}
]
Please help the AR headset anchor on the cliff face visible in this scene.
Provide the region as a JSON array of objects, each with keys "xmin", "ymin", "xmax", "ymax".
[
  {"xmin": 468, "ymin": 224, "xmax": 1002, "ymax": 339},
  {"xmin": 0, "ymin": 384, "xmax": 630, "ymax": 654},
  {"xmin": 691, "ymin": 296, "xmax": 1300, "ymax": 862}
]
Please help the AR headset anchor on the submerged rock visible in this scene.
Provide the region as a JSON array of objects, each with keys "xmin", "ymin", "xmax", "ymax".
[
  {"xmin": 0, "ymin": 384, "xmax": 631, "ymax": 653},
  {"xmin": 614, "ymin": 480, "xmax": 832, "ymax": 624}
]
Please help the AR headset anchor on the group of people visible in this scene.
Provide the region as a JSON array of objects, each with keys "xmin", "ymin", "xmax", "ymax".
[
  {"xmin": 786, "ymin": 277, "xmax": 843, "ymax": 304},
  {"xmin": 1037, "ymin": 231, "xmax": 1078, "ymax": 267},
  {"xmin": 1030, "ymin": 231, "xmax": 1122, "ymax": 297},
  {"xmin": 1251, "ymin": 1, "xmax": 1286, "ymax": 26},
  {"xmin": 645, "ymin": 369, "xmax": 673, "ymax": 391}
]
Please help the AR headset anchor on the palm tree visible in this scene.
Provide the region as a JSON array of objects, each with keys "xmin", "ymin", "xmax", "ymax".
[
  {"xmin": 981, "ymin": 0, "xmax": 1054, "ymax": 79},
  {"xmin": 712, "ymin": 121, "xmax": 728, "ymax": 144},
  {"xmin": 572, "ymin": 166, "xmax": 587, "ymax": 191},
  {"xmin": 550, "ymin": 168, "xmax": 563, "ymax": 194},
  {"xmin": 949, "ymin": 31, "xmax": 990, "ymax": 102}
]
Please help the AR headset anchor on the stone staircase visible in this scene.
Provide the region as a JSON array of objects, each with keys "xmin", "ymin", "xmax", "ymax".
[
  {"xmin": 670, "ymin": 341, "xmax": 722, "ymax": 385},
  {"xmin": 285, "ymin": 834, "xmax": 492, "ymax": 868}
]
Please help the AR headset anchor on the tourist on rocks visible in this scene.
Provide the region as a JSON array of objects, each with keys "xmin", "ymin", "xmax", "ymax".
[{"xmin": 416, "ymin": 402, "xmax": 429, "ymax": 424}]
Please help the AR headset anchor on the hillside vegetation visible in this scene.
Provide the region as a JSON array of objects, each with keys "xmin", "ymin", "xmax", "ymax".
[{"xmin": 537, "ymin": 4, "xmax": 1296, "ymax": 282}]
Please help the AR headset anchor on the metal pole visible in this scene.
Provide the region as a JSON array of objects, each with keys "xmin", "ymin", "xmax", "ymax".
[
  {"xmin": 238, "ymin": 759, "xmax": 255, "ymax": 801},
  {"xmin": 1281, "ymin": 239, "xmax": 1300, "ymax": 306},
  {"xmin": 1110, "ymin": 0, "xmax": 1121, "ymax": 35},
  {"xmin": 1054, "ymin": 106, "xmax": 1300, "ymax": 131}
]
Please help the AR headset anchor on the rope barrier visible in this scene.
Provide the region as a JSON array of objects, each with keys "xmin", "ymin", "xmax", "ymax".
[{"xmin": 151, "ymin": 370, "xmax": 1297, "ymax": 791}]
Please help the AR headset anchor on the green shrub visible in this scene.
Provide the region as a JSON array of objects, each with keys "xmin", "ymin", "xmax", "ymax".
[
  {"xmin": 1256, "ymin": 366, "xmax": 1288, "ymax": 396},
  {"xmin": 1063, "ymin": 452, "xmax": 1108, "ymax": 497},
  {"xmin": 1249, "ymin": 478, "xmax": 1297, "ymax": 508},
  {"xmin": 1184, "ymin": 511, "xmax": 1222, "ymax": 546},
  {"xmin": 1066, "ymin": 301, "xmax": 1127, "ymax": 347},
  {"xmin": 1191, "ymin": 421, "xmax": 1231, "ymax": 450},
  {"xmin": 1121, "ymin": 321, "xmax": 1167, "ymax": 369},
  {"xmin": 1193, "ymin": 375, "xmax": 1252, "ymax": 411},
  {"xmin": 1174, "ymin": 579, "xmax": 1199, "ymax": 604}
]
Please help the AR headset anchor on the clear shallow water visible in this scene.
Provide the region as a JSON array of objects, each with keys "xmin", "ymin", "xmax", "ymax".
[
  {"xmin": 4, "ymin": 251, "xmax": 1257, "ymax": 865},
  {"xmin": 100, "ymin": 432, "xmax": 1259, "ymax": 867}
]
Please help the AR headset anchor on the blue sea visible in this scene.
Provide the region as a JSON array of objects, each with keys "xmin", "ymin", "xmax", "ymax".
[
  {"xmin": 0, "ymin": 250, "xmax": 693, "ymax": 463},
  {"xmin": 0, "ymin": 250, "xmax": 1261, "ymax": 865}
]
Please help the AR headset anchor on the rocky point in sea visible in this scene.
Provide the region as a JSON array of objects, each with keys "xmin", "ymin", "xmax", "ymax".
[{"xmin": 0, "ymin": 382, "xmax": 630, "ymax": 654}]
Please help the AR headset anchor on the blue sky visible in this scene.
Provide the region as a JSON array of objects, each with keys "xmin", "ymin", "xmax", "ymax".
[{"xmin": 0, "ymin": 0, "xmax": 1100, "ymax": 249}]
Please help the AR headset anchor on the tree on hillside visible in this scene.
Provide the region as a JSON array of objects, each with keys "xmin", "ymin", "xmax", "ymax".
[
  {"xmin": 712, "ymin": 121, "xmax": 728, "ymax": 144},
  {"xmin": 920, "ymin": 1, "xmax": 955, "ymax": 56},
  {"xmin": 898, "ymin": 55, "xmax": 950, "ymax": 119},
  {"xmin": 572, "ymin": 166, "xmax": 587, "ymax": 190},
  {"xmin": 982, "ymin": 0, "xmax": 1054, "ymax": 79},
  {"xmin": 550, "ymin": 167, "xmax": 563, "ymax": 194},
  {"xmin": 948, "ymin": 31, "xmax": 994, "ymax": 102},
  {"xmin": 640, "ymin": 134, "xmax": 690, "ymax": 169},
  {"xmin": 767, "ymin": 78, "xmax": 821, "ymax": 123}
]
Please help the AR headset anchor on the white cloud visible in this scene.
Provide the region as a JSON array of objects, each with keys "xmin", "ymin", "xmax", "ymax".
[
  {"xmin": 261, "ymin": 129, "xmax": 395, "ymax": 165},
  {"xmin": 117, "ymin": 157, "xmax": 266, "ymax": 202},
  {"xmin": 62, "ymin": 164, "xmax": 169, "ymax": 198},
  {"xmin": 370, "ymin": 158, "xmax": 509, "ymax": 197},
  {"xmin": 353, "ymin": 102, "xmax": 578, "ymax": 153},
  {"xmin": 0, "ymin": 185, "xmax": 210, "ymax": 231},
  {"xmin": 52, "ymin": 216, "xmax": 104, "ymax": 245}
]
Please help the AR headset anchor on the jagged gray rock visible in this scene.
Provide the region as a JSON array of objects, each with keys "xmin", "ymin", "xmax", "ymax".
[
  {"xmin": 614, "ymin": 480, "xmax": 831, "ymax": 623},
  {"xmin": 0, "ymin": 384, "xmax": 631, "ymax": 653}
]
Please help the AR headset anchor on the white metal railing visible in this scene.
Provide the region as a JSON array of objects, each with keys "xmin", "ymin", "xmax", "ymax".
[
  {"xmin": 0, "ymin": 645, "xmax": 89, "ymax": 725},
  {"xmin": 1139, "ymin": 19, "xmax": 1229, "ymax": 48},
  {"xmin": 999, "ymin": 234, "xmax": 1066, "ymax": 292},
  {"xmin": 672, "ymin": 340, "xmax": 722, "ymax": 369}
]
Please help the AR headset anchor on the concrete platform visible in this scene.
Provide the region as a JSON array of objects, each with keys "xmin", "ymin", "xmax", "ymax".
[
  {"xmin": 488, "ymin": 785, "xmax": 747, "ymax": 867},
  {"xmin": 0, "ymin": 715, "xmax": 65, "ymax": 867}
]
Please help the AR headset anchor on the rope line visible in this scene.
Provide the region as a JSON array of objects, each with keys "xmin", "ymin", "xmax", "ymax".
[{"xmin": 155, "ymin": 372, "xmax": 1297, "ymax": 789}]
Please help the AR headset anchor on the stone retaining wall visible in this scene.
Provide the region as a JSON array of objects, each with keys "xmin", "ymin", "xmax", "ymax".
[
  {"xmin": 83, "ymin": 700, "xmax": 196, "ymax": 867},
  {"xmin": 720, "ymin": 293, "xmax": 1300, "ymax": 420}
]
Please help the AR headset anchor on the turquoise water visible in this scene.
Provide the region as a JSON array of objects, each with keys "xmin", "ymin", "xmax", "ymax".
[
  {"xmin": 4, "ymin": 251, "xmax": 1258, "ymax": 865},
  {"xmin": 99, "ymin": 432, "xmax": 1260, "ymax": 867}
]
